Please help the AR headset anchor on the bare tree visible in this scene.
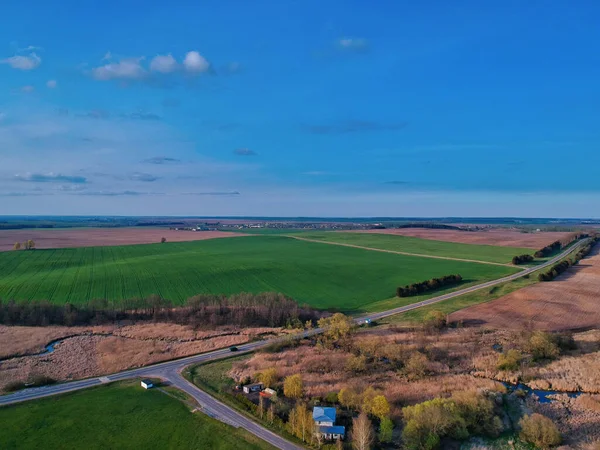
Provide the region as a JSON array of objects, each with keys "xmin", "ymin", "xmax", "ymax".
[
  {"xmin": 13, "ymin": 242, "xmax": 21, "ymax": 250},
  {"xmin": 161, "ymin": 237, "xmax": 166, "ymax": 243},
  {"xmin": 351, "ymin": 412, "xmax": 374, "ymax": 450}
]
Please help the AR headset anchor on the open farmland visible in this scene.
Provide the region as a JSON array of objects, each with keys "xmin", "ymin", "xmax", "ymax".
[
  {"xmin": 0, "ymin": 235, "xmax": 518, "ymax": 311},
  {"xmin": 349, "ymin": 228, "xmax": 574, "ymax": 249},
  {"xmin": 292, "ymin": 231, "xmax": 531, "ymax": 264},
  {"xmin": 0, "ymin": 381, "xmax": 273, "ymax": 450},
  {"xmin": 0, "ymin": 228, "xmax": 245, "ymax": 252},
  {"xmin": 450, "ymin": 246, "xmax": 600, "ymax": 331}
]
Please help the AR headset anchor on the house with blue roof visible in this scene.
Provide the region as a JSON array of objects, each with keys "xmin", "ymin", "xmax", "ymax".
[{"xmin": 313, "ymin": 407, "xmax": 345, "ymax": 441}]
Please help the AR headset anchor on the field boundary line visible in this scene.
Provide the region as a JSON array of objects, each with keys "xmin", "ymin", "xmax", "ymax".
[{"xmin": 287, "ymin": 235, "xmax": 521, "ymax": 268}]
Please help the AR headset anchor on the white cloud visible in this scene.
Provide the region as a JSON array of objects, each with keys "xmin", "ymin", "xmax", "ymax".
[
  {"xmin": 91, "ymin": 57, "xmax": 146, "ymax": 80},
  {"xmin": 46, "ymin": 80, "xmax": 57, "ymax": 89},
  {"xmin": 21, "ymin": 85, "xmax": 35, "ymax": 93},
  {"xmin": 183, "ymin": 51, "xmax": 209, "ymax": 73},
  {"xmin": 150, "ymin": 54, "xmax": 178, "ymax": 73},
  {"xmin": 1, "ymin": 53, "xmax": 41, "ymax": 70},
  {"xmin": 337, "ymin": 38, "xmax": 369, "ymax": 51}
]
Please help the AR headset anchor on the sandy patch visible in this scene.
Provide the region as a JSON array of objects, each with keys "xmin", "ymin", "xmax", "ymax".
[
  {"xmin": 450, "ymin": 247, "xmax": 600, "ymax": 331},
  {"xmin": 0, "ymin": 228, "xmax": 247, "ymax": 251},
  {"xmin": 349, "ymin": 228, "xmax": 573, "ymax": 249}
]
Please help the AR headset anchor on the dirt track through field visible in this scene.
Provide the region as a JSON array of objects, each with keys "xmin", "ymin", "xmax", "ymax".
[
  {"xmin": 288, "ymin": 236, "xmax": 520, "ymax": 268},
  {"xmin": 450, "ymin": 246, "xmax": 600, "ymax": 331}
]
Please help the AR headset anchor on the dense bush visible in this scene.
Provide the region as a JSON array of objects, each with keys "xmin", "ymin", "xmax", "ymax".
[
  {"xmin": 512, "ymin": 254, "xmax": 534, "ymax": 265},
  {"xmin": 423, "ymin": 310, "xmax": 447, "ymax": 330},
  {"xmin": 0, "ymin": 292, "xmax": 322, "ymax": 328},
  {"xmin": 519, "ymin": 414, "xmax": 561, "ymax": 448},
  {"xmin": 402, "ymin": 391, "xmax": 502, "ymax": 450},
  {"xmin": 527, "ymin": 331, "xmax": 560, "ymax": 361},
  {"xmin": 397, "ymin": 274, "xmax": 463, "ymax": 297},
  {"xmin": 496, "ymin": 349, "xmax": 523, "ymax": 371}
]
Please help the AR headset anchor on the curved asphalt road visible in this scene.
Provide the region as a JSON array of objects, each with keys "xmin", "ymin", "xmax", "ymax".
[{"xmin": 0, "ymin": 239, "xmax": 588, "ymax": 449}]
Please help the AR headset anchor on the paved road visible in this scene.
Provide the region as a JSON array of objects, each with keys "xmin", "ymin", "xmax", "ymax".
[{"xmin": 0, "ymin": 238, "xmax": 588, "ymax": 449}]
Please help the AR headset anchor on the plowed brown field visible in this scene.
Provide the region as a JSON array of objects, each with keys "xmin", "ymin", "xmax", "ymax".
[
  {"xmin": 350, "ymin": 228, "xmax": 573, "ymax": 248},
  {"xmin": 0, "ymin": 228, "xmax": 245, "ymax": 251},
  {"xmin": 450, "ymin": 247, "xmax": 600, "ymax": 331}
]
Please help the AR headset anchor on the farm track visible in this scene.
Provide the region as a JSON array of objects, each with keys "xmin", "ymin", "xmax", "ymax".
[{"xmin": 287, "ymin": 235, "xmax": 521, "ymax": 268}]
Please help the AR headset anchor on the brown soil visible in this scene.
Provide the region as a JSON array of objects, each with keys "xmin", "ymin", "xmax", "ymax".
[
  {"xmin": 450, "ymin": 247, "xmax": 600, "ymax": 331},
  {"xmin": 349, "ymin": 228, "xmax": 573, "ymax": 249},
  {"xmin": 0, "ymin": 323, "xmax": 281, "ymax": 392},
  {"xmin": 0, "ymin": 228, "xmax": 247, "ymax": 251}
]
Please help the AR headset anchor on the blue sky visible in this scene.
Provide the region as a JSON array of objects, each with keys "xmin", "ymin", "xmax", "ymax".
[{"xmin": 1, "ymin": 1, "xmax": 599, "ymax": 217}]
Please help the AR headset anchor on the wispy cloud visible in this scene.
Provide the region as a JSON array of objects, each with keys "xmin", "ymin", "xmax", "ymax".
[
  {"xmin": 143, "ymin": 156, "xmax": 181, "ymax": 164},
  {"xmin": 15, "ymin": 172, "xmax": 88, "ymax": 184},
  {"xmin": 129, "ymin": 172, "xmax": 159, "ymax": 182},
  {"xmin": 303, "ymin": 120, "xmax": 408, "ymax": 134},
  {"xmin": 78, "ymin": 190, "xmax": 163, "ymax": 196},
  {"xmin": 233, "ymin": 148, "xmax": 257, "ymax": 156},
  {"xmin": 125, "ymin": 111, "xmax": 162, "ymax": 121},
  {"xmin": 183, "ymin": 191, "xmax": 240, "ymax": 196},
  {"xmin": 20, "ymin": 85, "xmax": 35, "ymax": 94},
  {"xmin": 150, "ymin": 54, "xmax": 178, "ymax": 73},
  {"xmin": 91, "ymin": 56, "xmax": 146, "ymax": 80},
  {"xmin": 337, "ymin": 38, "xmax": 369, "ymax": 53},
  {"xmin": 1, "ymin": 52, "xmax": 41, "ymax": 70},
  {"xmin": 384, "ymin": 180, "xmax": 410, "ymax": 185},
  {"xmin": 46, "ymin": 80, "xmax": 57, "ymax": 89}
]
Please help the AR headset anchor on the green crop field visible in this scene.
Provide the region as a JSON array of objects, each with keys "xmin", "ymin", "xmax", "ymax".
[
  {"xmin": 0, "ymin": 381, "xmax": 273, "ymax": 450},
  {"xmin": 292, "ymin": 232, "xmax": 531, "ymax": 264},
  {"xmin": 0, "ymin": 235, "xmax": 519, "ymax": 311}
]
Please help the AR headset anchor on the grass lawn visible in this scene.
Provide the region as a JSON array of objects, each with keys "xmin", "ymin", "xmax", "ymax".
[
  {"xmin": 0, "ymin": 235, "xmax": 518, "ymax": 311},
  {"xmin": 292, "ymin": 232, "xmax": 532, "ymax": 264},
  {"xmin": 0, "ymin": 381, "xmax": 273, "ymax": 450}
]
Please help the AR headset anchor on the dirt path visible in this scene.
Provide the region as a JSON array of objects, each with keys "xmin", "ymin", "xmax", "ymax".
[{"xmin": 287, "ymin": 235, "xmax": 520, "ymax": 268}]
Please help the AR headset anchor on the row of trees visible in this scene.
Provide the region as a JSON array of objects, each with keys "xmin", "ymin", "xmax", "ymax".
[
  {"xmin": 534, "ymin": 240, "xmax": 562, "ymax": 258},
  {"xmin": 396, "ymin": 274, "xmax": 463, "ymax": 297},
  {"xmin": 538, "ymin": 238, "xmax": 598, "ymax": 281},
  {"xmin": 512, "ymin": 254, "xmax": 534, "ymax": 265},
  {"xmin": 0, "ymin": 292, "xmax": 323, "ymax": 328},
  {"xmin": 13, "ymin": 240, "xmax": 36, "ymax": 250}
]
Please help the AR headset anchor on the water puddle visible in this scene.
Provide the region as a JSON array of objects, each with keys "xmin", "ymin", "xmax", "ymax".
[{"xmin": 503, "ymin": 382, "xmax": 581, "ymax": 404}]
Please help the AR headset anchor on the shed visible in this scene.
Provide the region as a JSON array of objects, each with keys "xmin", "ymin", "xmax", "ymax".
[
  {"xmin": 242, "ymin": 383, "xmax": 264, "ymax": 394},
  {"xmin": 141, "ymin": 379, "xmax": 154, "ymax": 389}
]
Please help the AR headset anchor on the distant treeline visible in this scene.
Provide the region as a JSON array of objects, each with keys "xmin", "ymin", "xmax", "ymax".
[
  {"xmin": 538, "ymin": 238, "xmax": 598, "ymax": 282},
  {"xmin": 512, "ymin": 254, "xmax": 534, "ymax": 265},
  {"xmin": 396, "ymin": 274, "xmax": 463, "ymax": 297},
  {"xmin": 0, "ymin": 293, "xmax": 322, "ymax": 328},
  {"xmin": 381, "ymin": 223, "xmax": 464, "ymax": 231},
  {"xmin": 534, "ymin": 233, "xmax": 589, "ymax": 258}
]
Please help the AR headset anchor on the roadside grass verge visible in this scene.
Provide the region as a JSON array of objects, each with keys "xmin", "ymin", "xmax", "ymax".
[
  {"xmin": 184, "ymin": 356, "xmax": 307, "ymax": 448},
  {"xmin": 0, "ymin": 380, "xmax": 274, "ymax": 450},
  {"xmin": 380, "ymin": 246, "xmax": 585, "ymax": 326}
]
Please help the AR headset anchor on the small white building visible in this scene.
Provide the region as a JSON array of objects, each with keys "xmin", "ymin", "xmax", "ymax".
[
  {"xmin": 141, "ymin": 379, "xmax": 154, "ymax": 389},
  {"xmin": 242, "ymin": 383, "xmax": 264, "ymax": 394}
]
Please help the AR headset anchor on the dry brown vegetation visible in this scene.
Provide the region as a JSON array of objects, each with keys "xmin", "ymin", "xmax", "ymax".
[
  {"xmin": 0, "ymin": 228, "xmax": 246, "ymax": 251},
  {"xmin": 231, "ymin": 325, "xmax": 600, "ymax": 445},
  {"xmin": 451, "ymin": 247, "xmax": 600, "ymax": 331},
  {"xmin": 350, "ymin": 228, "xmax": 574, "ymax": 248},
  {"xmin": 0, "ymin": 323, "xmax": 282, "ymax": 392}
]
